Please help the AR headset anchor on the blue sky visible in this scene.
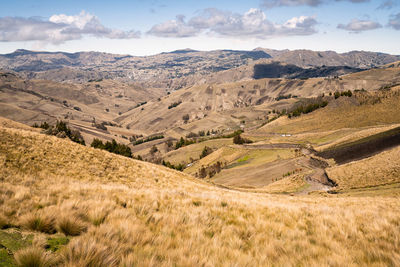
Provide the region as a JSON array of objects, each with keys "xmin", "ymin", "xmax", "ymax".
[{"xmin": 0, "ymin": 0, "xmax": 399, "ymax": 55}]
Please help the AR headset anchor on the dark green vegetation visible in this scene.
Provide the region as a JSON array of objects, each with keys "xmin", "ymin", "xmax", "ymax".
[
  {"xmin": 168, "ymin": 101, "xmax": 182, "ymax": 109},
  {"xmin": 197, "ymin": 162, "xmax": 223, "ymax": 178},
  {"xmin": 91, "ymin": 138, "xmax": 132, "ymax": 158},
  {"xmin": 34, "ymin": 121, "xmax": 85, "ymax": 145},
  {"xmin": 133, "ymin": 135, "xmax": 164, "ymax": 145},
  {"xmin": 288, "ymin": 100, "xmax": 328, "ymax": 118},
  {"xmin": 233, "ymin": 134, "xmax": 253, "ymax": 145},
  {"xmin": 162, "ymin": 160, "xmax": 185, "ymax": 171}
]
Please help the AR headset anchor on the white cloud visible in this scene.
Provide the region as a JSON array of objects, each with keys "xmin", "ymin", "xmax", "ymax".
[
  {"xmin": 388, "ymin": 13, "xmax": 400, "ymax": 30},
  {"xmin": 148, "ymin": 8, "xmax": 318, "ymax": 39},
  {"xmin": 337, "ymin": 18, "xmax": 382, "ymax": 33},
  {"xmin": 147, "ymin": 15, "xmax": 199, "ymax": 37},
  {"xmin": 262, "ymin": 0, "xmax": 369, "ymax": 8},
  {"xmin": 0, "ymin": 11, "xmax": 140, "ymax": 44}
]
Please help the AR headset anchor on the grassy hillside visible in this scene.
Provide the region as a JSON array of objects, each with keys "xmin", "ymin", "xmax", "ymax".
[
  {"xmin": 1, "ymin": 117, "xmax": 400, "ymax": 266},
  {"xmin": 327, "ymin": 146, "xmax": 400, "ymax": 192}
]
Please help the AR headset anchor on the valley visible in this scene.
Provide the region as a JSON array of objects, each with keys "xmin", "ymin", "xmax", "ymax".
[{"xmin": 1, "ymin": 48, "xmax": 400, "ymax": 266}]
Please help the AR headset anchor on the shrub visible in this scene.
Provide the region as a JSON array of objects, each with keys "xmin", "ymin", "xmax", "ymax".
[
  {"xmin": 44, "ymin": 121, "xmax": 85, "ymax": 145},
  {"xmin": 182, "ymin": 114, "xmax": 189, "ymax": 123},
  {"xmin": 133, "ymin": 135, "xmax": 164, "ymax": 145},
  {"xmin": 57, "ymin": 216, "xmax": 87, "ymax": 236},
  {"xmin": 150, "ymin": 145, "xmax": 158, "ymax": 155},
  {"xmin": 15, "ymin": 247, "xmax": 57, "ymax": 267},
  {"xmin": 92, "ymin": 139, "xmax": 132, "ymax": 158},
  {"xmin": 200, "ymin": 146, "xmax": 213, "ymax": 159},
  {"xmin": 233, "ymin": 134, "xmax": 252, "ymax": 145},
  {"xmin": 162, "ymin": 160, "xmax": 185, "ymax": 171},
  {"xmin": 20, "ymin": 213, "xmax": 56, "ymax": 234}
]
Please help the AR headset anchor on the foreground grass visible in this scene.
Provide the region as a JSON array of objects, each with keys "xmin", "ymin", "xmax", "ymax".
[{"xmin": 1, "ymin": 118, "xmax": 400, "ymax": 266}]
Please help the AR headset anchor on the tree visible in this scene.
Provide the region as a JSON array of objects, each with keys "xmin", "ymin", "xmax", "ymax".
[
  {"xmin": 200, "ymin": 146, "xmax": 213, "ymax": 159},
  {"xmin": 233, "ymin": 134, "xmax": 245, "ymax": 145},
  {"xmin": 182, "ymin": 114, "xmax": 189, "ymax": 123},
  {"xmin": 150, "ymin": 145, "xmax": 158, "ymax": 155}
]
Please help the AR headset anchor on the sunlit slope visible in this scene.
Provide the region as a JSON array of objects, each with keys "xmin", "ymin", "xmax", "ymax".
[
  {"xmin": 253, "ymin": 89, "xmax": 400, "ymax": 135},
  {"xmin": 117, "ymin": 66, "xmax": 400, "ymax": 135},
  {"xmin": 1, "ymin": 118, "xmax": 400, "ymax": 266},
  {"xmin": 327, "ymin": 146, "xmax": 400, "ymax": 192}
]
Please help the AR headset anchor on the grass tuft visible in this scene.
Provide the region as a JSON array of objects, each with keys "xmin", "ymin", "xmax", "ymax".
[
  {"xmin": 14, "ymin": 247, "xmax": 57, "ymax": 267},
  {"xmin": 57, "ymin": 216, "xmax": 87, "ymax": 236},
  {"xmin": 62, "ymin": 238, "xmax": 118, "ymax": 267},
  {"xmin": 20, "ymin": 213, "xmax": 56, "ymax": 234}
]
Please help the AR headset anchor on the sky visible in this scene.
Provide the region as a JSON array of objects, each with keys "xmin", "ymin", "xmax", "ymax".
[{"xmin": 0, "ymin": 0, "xmax": 399, "ymax": 56}]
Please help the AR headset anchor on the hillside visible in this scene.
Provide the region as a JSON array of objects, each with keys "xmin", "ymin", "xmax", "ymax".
[
  {"xmin": 1, "ymin": 49, "xmax": 399, "ymax": 90},
  {"xmin": 1, "ymin": 117, "xmax": 400, "ymax": 266},
  {"xmin": 118, "ymin": 66, "xmax": 400, "ymax": 136}
]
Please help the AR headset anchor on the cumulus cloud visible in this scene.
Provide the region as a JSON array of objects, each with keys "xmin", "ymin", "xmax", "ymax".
[
  {"xmin": 388, "ymin": 13, "xmax": 400, "ymax": 30},
  {"xmin": 0, "ymin": 11, "xmax": 140, "ymax": 44},
  {"xmin": 337, "ymin": 18, "xmax": 382, "ymax": 33},
  {"xmin": 147, "ymin": 15, "xmax": 199, "ymax": 37},
  {"xmin": 262, "ymin": 0, "xmax": 369, "ymax": 8},
  {"xmin": 148, "ymin": 8, "xmax": 317, "ymax": 39}
]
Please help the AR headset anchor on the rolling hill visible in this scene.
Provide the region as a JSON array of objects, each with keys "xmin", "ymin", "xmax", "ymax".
[{"xmin": 1, "ymin": 117, "xmax": 400, "ymax": 266}]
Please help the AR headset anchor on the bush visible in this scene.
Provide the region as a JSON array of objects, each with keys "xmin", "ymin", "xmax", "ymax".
[
  {"xmin": 233, "ymin": 134, "xmax": 252, "ymax": 145},
  {"xmin": 150, "ymin": 145, "xmax": 158, "ymax": 155},
  {"xmin": 162, "ymin": 160, "xmax": 185, "ymax": 171},
  {"xmin": 133, "ymin": 135, "xmax": 164, "ymax": 145},
  {"xmin": 44, "ymin": 121, "xmax": 85, "ymax": 145},
  {"xmin": 168, "ymin": 101, "xmax": 182, "ymax": 109},
  {"xmin": 200, "ymin": 146, "xmax": 213, "ymax": 159},
  {"xmin": 91, "ymin": 139, "xmax": 132, "ymax": 158},
  {"xmin": 182, "ymin": 114, "xmax": 189, "ymax": 123}
]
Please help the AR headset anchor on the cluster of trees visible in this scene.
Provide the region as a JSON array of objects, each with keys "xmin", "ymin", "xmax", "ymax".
[
  {"xmin": 135, "ymin": 101, "xmax": 147, "ymax": 108},
  {"xmin": 133, "ymin": 135, "xmax": 164, "ymax": 145},
  {"xmin": 288, "ymin": 101, "xmax": 328, "ymax": 118},
  {"xmin": 35, "ymin": 121, "xmax": 86, "ymax": 145},
  {"xmin": 91, "ymin": 138, "xmax": 132, "ymax": 158},
  {"xmin": 334, "ymin": 90, "xmax": 352, "ymax": 99},
  {"xmin": 275, "ymin": 94, "xmax": 298, "ymax": 101},
  {"xmin": 233, "ymin": 134, "xmax": 253, "ymax": 145},
  {"xmin": 200, "ymin": 146, "xmax": 213, "ymax": 159},
  {"xmin": 162, "ymin": 160, "xmax": 185, "ymax": 171},
  {"xmin": 197, "ymin": 161, "xmax": 223, "ymax": 178},
  {"xmin": 175, "ymin": 137, "xmax": 196, "ymax": 149},
  {"xmin": 168, "ymin": 101, "xmax": 182, "ymax": 109}
]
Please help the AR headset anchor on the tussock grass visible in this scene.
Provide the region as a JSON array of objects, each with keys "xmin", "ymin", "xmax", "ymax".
[
  {"xmin": 62, "ymin": 238, "xmax": 119, "ymax": 267},
  {"xmin": 1, "ymin": 120, "xmax": 400, "ymax": 265},
  {"xmin": 15, "ymin": 247, "xmax": 57, "ymax": 267},
  {"xmin": 0, "ymin": 214, "xmax": 9, "ymax": 229},
  {"xmin": 57, "ymin": 215, "xmax": 87, "ymax": 236},
  {"xmin": 20, "ymin": 213, "xmax": 56, "ymax": 234}
]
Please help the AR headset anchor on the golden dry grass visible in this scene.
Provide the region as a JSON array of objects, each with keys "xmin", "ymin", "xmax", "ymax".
[
  {"xmin": 255, "ymin": 92, "xmax": 400, "ymax": 135},
  {"xmin": 327, "ymin": 146, "xmax": 400, "ymax": 191},
  {"xmin": 1, "ymin": 119, "xmax": 400, "ymax": 266}
]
